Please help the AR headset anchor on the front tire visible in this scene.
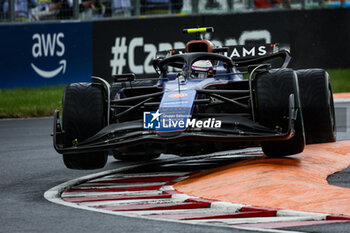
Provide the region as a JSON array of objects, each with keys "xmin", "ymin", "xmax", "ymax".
[
  {"xmin": 255, "ymin": 69, "xmax": 306, "ymax": 157},
  {"xmin": 62, "ymin": 83, "xmax": 108, "ymax": 169}
]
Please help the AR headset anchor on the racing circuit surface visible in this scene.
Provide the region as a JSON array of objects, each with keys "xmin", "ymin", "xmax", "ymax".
[{"xmin": 1, "ymin": 100, "xmax": 350, "ymax": 232}]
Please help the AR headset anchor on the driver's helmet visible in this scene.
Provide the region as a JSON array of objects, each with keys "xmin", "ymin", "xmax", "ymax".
[{"xmin": 191, "ymin": 60, "xmax": 213, "ymax": 79}]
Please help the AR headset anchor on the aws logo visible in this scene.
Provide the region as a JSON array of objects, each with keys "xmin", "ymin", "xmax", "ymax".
[{"xmin": 31, "ymin": 33, "xmax": 66, "ymax": 79}]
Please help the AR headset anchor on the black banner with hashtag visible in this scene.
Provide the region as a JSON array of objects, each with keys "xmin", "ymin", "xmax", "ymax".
[
  {"xmin": 92, "ymin": 8, "xmax": 350, "ymax": 82},
  {"xmin": 92, "ymin": 15, "xmax": 202, "ymax": 81}
]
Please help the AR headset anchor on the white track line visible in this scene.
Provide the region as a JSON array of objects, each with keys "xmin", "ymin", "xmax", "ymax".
[
  {"xmin": 120, "ymin": 208, "xmax": 241, "ymax": 216},
  {"xmin": 276, "ymin": 210, "xmax": 327, "ymax": 219},
  {"xmin": 45, "ymin": 151, "xmax": 311, "ymax": 233},
  {"xmin": 73, "ymin": 182, "xmax": 167, "ymax": 188},
  {"xmin": 46, "ymin": 187, "xmax": 305, "ymax": 233},
  {"xmin": 101, "ymin": 172, "xmax": 191, "ymax": 179},
  {"xmin": 187, "ymin": 216, "xmax": 325, "ymax": 225},
  {"xmin": 78, "ymin": 198, "xmax": 186, "ymax": 207},
  {"xmin": 227, "ymin": 227, "xmax": 303, "ymax": 233},
  {"xmin": 62, "ymin": 190, "xmax": 163, "ymax": 198},
  {"xmin": 210, "ymin": 202, "xmax": 245, "ymax": 211},
  {"xmin": 78, "ymin": 193, "xmax": 192, "ymax": 207}
]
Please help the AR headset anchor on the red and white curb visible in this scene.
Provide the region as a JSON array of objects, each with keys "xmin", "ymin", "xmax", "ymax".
[{"xmin": 44, "ymin": 164, "xmax": 350, "ymax": 233}]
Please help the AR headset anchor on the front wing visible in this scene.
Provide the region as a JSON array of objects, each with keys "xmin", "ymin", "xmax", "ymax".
[{"xmin": 53, "ymin": 95, "xmax": 297, "ymax": 155}]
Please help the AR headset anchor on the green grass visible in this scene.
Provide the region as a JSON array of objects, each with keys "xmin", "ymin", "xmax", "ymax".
[
  {"xmin": 0, "ymin": 69, "xmax": 349, "ymax": 118},
  {"xmin": 0, "ymin": 86, "xmax": 65, "ymax": 118},
  {"xmin": 327, "ymin": 69, "xmax": 350, "ymax": 93}
]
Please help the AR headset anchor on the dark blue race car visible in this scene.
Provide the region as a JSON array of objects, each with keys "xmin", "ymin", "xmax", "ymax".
[{"xmin": 53, "ymin": 27, "xmax": 335, "ymax": 169}]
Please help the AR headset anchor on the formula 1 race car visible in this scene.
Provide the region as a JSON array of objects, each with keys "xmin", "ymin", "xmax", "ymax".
[{"xmin": 53, "ymin": 27, "xmax": 336, "ymax": 169}]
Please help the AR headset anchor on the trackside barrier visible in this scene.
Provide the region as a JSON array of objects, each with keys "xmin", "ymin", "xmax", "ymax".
[
  {"xmin": 92, "ymin": 8, "xmax": 350, "ymax": 82},
  {"xmin": 0, "ymin": 22, "xmax": 92, "ymax": 88},
  {"xmin": 0, "ymin": 8, "xmax": 349, "ymax": 88}
]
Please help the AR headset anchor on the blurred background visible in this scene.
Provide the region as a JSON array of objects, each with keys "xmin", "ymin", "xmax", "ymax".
[
  {"xmin": 0, "ymin": 0, "xmax": 349, "ymax": 22},
  {"xmin": 0, "ymin": 0, "xmax": 349, "ymax": 118}
]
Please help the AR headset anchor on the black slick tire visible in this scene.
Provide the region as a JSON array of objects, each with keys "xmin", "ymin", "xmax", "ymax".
[
  {"xmin": 62, "ymin": 83, "xmax": 107, "ymax": 169},
  {"xmin": 255, "ymin": 69, "xmax": 306, "ymax": 157},
  {"xmin": 297, "ymin": 69, "xmax": 336, "ymax": 144}
]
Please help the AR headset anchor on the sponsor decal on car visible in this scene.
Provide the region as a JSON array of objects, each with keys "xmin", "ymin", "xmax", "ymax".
[{"xmin": 169, "ymin": 93, "xmax": 187, "ymax": 98}]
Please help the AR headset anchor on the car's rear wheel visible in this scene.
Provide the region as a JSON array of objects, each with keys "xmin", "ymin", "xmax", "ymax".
[
  {"xmin": 255, "ymin": 69, "xmax": 306, "ymax": 157},
  {"xmin": 62, "ymin": 83, "xmax": 108, "ymax": 169},
  {"xmin": 297, "ymin": 69, "xmax": 336, "ymax": 144}
]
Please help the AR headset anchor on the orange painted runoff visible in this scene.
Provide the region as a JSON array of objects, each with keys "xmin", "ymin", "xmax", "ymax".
[
  {"xmin": 333, "ymin": 93, "xmax": 350, "ymax": 99},
  {"xmin": 174, "ymin": 141, "xmax": 350, "ymax": 215}
]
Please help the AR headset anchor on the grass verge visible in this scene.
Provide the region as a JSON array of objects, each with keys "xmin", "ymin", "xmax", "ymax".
[
  {"xmin": 0, "ymin": 69, "xmax": 349, "ymax": 118},
  {"xmin": 327, "ymin": 69, "xmax": 350, "ymax": 93},
  {"xmin": 0, "ymin": 86, "xmax": 65, "ymax": 118}
]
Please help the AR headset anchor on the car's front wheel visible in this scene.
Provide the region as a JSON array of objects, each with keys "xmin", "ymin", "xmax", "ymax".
[
  {"xmin": 61, "ymin": 83, "xmax": 108, "ymax": 169},
  {"xmin": 254, "ymin": 69, "xmax": 306, "ymax": 157}
]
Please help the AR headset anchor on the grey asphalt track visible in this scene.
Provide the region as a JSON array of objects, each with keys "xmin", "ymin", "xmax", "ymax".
[
  {"xmin": 0, "ymin": 102, "xmax": 349, "ymax": 233},
  {"xmin": 0, "ymin": 117, "xmax": 274, "ymax": 233}
]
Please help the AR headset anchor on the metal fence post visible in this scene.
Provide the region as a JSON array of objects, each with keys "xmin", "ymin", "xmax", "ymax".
[
  {"xmin": 282, "ymin": 0, "xmax": 291, "ymax": 9},
  {"xmin": 73, "ymin": 0, "xmax": 79, "ymax": 19},
  {"xmin": 227, "ymin": 0, "xmax": 234, "ymax": 12},
  {"xmin": 192, "ymin": 0, "xmax": 199, "ymax": 13},
  {"xmin": 132, "ymin": 0, "xmax": 141, "ymax": 16},
  {"xmin": 136, "ymin": 0, "xmax": 141, "ymax": 16},
  {"xmin": 248, "ymin": 0, "xmax": 254, "ymax": 9},
  {"xmin": 9, "ymin": 0, "xmax": 15, "ymax": 22},
  {"xmin": 341, "ymin": 0, "xmax": 345, "ymax": 8},
  {"xmin": 318, "ymin": 0, "xmax": 325, "ymax": 8}
]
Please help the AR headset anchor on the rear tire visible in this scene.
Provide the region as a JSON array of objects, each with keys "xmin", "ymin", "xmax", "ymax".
[
  {"xmin": 297, "ymin": 69, "xmax": 336, "ymax": 144},
  {"xmin": 255, "ymin": 69, "xmax": 305, "ymax": 157},
  {"xmin": 62, "ymin": 83, "xmax": 108, "ymax": 169}
]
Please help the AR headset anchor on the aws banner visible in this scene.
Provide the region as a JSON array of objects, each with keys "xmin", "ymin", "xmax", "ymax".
[{"xmin": 0, "ymin": 22, "xmax": 92, "ymax": 88}]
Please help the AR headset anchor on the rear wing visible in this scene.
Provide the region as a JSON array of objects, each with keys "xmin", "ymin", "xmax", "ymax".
[
  {"xmin": 156, "ymin": 43, "xmax": 282, "ymax": 58},
  {"xmin": 155, "ymin": 43, "xmax": 290, "ymax": 69},
  {"xmin": 228, "ymin": 44, "xmax": 279, "ymax": 60},
  {"xmin": 234, "ymin": 50, "xmax": 291, "ymax": 70},
  {"xmin": 156, "ymin": 47, "xmax": 228, "ymax": 58}
]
